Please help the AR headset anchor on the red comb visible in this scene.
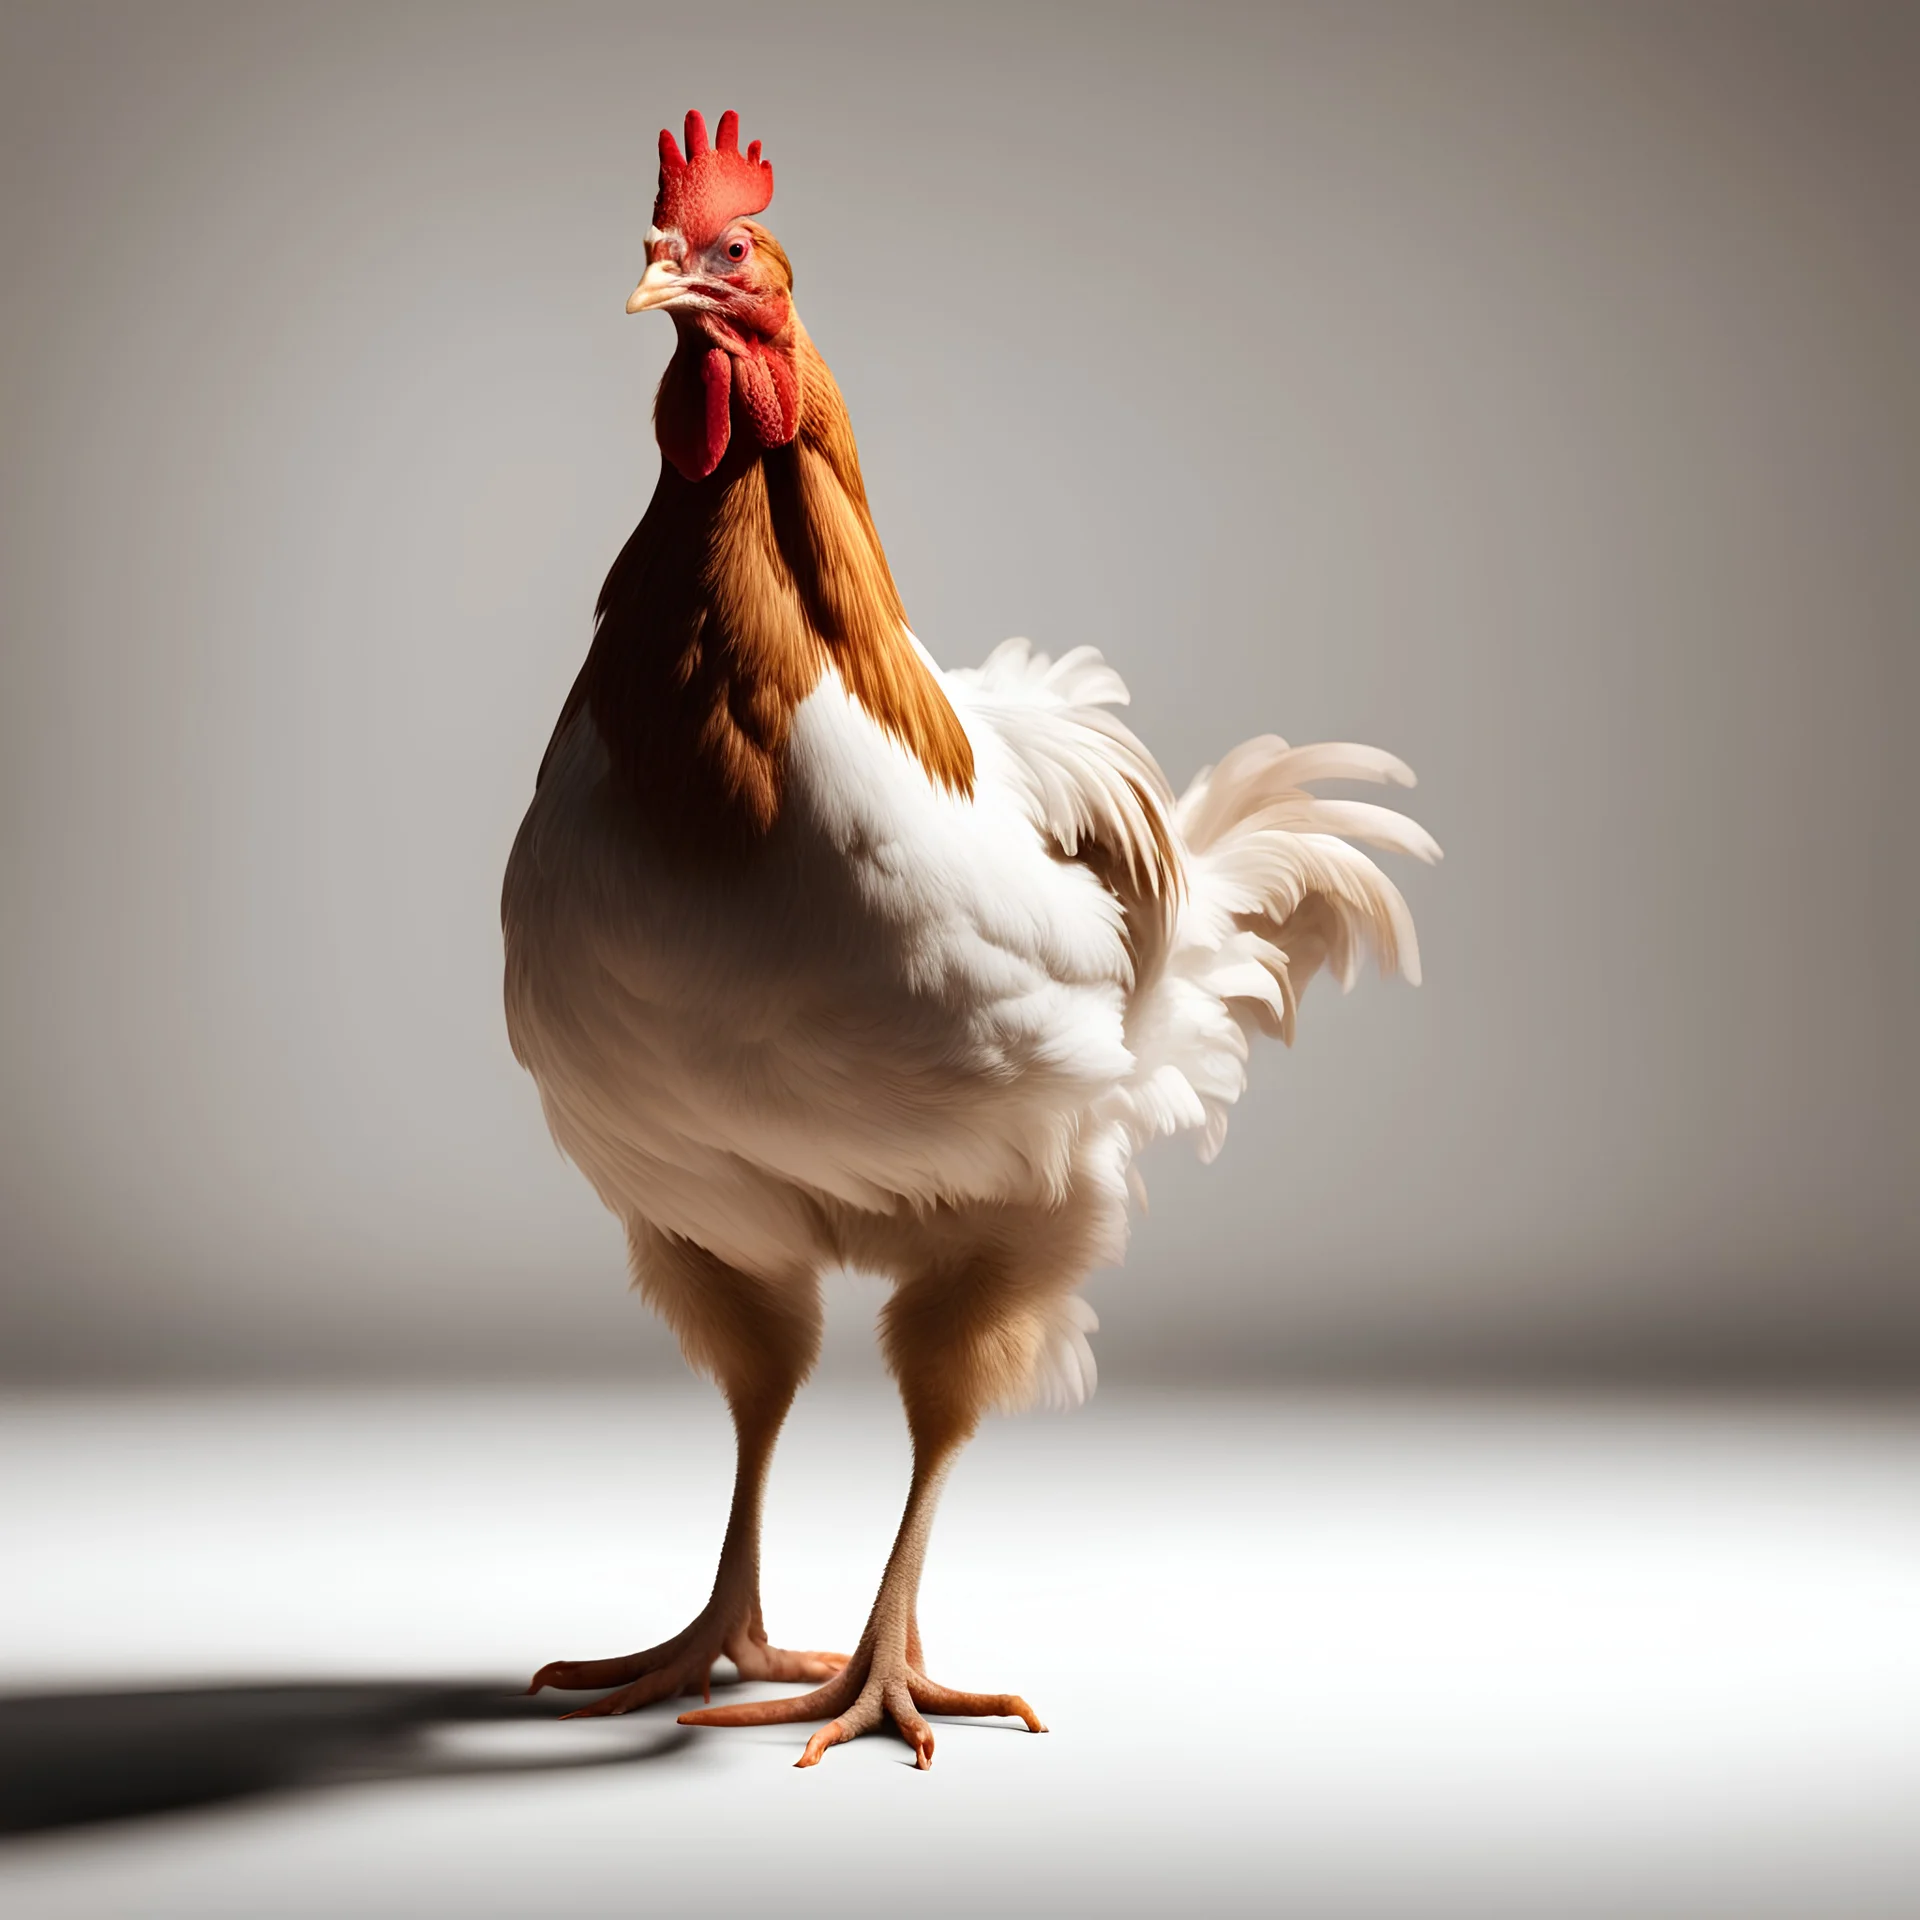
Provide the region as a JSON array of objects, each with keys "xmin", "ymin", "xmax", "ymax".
[{"xmin": 654, "ymin": 109, "xmax": 773, "ymax": 247}]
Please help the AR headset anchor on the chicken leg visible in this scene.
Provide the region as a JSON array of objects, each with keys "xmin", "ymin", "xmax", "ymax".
[
  {"xmin": 528, "ymin": 1241, "xmax": 843, "ymax": 1715},
  {"xmin": 679, "ymin": 1259, "xmax": 1048, "ymax": 1767},
  {"xmin": 678, "ymin": 1437, "xmax": 1043, "ymax": 1764}
]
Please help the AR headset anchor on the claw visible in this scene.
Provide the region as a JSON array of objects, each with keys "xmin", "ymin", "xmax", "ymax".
[
  {"xmin": 885, "ymin": 1682, "xmax": 935, "ymax": 1769},
  {"xmin": 682, "ymin": 1641, "xmax": 1041, "ymax": 1766},
  {"xmin": 795, "ymin": 1718, "xmax": 848, "ymax": 1767}
]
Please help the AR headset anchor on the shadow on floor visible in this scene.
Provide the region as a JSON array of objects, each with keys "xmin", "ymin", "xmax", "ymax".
[{"xmin": 0, "ymin": 1681, "xmax": 692, "ymax": 1836}]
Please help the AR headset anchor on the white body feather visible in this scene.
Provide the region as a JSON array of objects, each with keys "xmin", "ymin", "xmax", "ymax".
[{"xmin": 503, "ymin": 638, "xmax": 1437, "ymax": 1408}]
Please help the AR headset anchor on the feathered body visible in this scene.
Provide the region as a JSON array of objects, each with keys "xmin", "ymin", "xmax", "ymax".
[
  {"xmin": 507, "ymin": 111, "xmax": 1436, "ymax": 1763},
  {"xmin": 504, "ymin": 322, "xmax": 1434, "ymax": 1407}
]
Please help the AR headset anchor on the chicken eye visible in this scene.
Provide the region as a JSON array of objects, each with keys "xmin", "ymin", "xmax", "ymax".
[{"xmin": 724, "ymin": 236, "xmax": 749, "ymax": 262}]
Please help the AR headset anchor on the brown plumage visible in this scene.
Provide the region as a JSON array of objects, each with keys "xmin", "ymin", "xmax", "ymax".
[{"xmin": 544, "ymin": 255, "xmax": 971, "ymax": 862}]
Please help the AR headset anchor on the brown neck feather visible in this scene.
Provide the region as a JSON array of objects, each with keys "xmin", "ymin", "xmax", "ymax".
[{"xmin": 545, "ymin": 325, "xmax": 974, "ymax": 857}]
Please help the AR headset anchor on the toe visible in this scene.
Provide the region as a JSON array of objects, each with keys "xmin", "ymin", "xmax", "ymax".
[
  {"xmin": 910, "ymin": 1678, "xmax": 1046, "ymax": 1733},
  {"xmin": 730, "ymin": 1643, "xmax": 850, "ymax": 1685},
  {"xmin": 795, "ymin": 1717, "xmax": 849, "ymax": 1768},
  {"xmin": 679, "ymin": 1666, "xmax": 858, "ymax": 1729},
  {"xmin": 528, "ymin": 1645, "xmax": 677, "ymax": 1694},
  {"xmin": 794, "ymin": 1685, "xmax": 883, "ymax": 1767},
  {"xmin": 886, "ymin": 1682, "xmax": 935, "ymax": 1769},
  {"xmin": 560, "ymin": 1666, "xmax": 702, "ymax": 1719}
]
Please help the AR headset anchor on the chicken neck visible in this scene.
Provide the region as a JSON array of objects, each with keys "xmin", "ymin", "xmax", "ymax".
[{"xmin": 542, "ymin": 325, "xmax": 971, "ymax": 864}]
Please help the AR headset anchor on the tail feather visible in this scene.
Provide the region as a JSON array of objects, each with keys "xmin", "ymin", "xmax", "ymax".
[
  {"xmin": 1207, "ymin": 828, "xmax": 1428, "ymax": 991},
  {"xmin": 951, "ymin": 639, "xmax": 1437, "ymax": 1177},
  {"xmin": 1239, "ymin": 798, "xmax": 1440, "ymax": 863},
  {"xmin": 1119, "ymin": 728, "xmax": 1439, "ymax": 1164},
  {"xmin": 1178, "ymin": 736, "xmax": 1421, "ymax": 846}
]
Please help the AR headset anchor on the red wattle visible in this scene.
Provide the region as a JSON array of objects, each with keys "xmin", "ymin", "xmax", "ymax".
[
  {"xmin": 656, "ymin": 336, "xmax": 798, "ymax": 483},
  {"xmin": 733, "ymin": 343, "xmax": 799, "ymax": 450}
]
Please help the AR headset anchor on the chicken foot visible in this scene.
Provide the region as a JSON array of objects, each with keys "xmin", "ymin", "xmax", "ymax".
[
  {"xmin": 528, "ymin": 1390, "xmax": 844, "ymax": 1716},
  {"xmin": 679, "ymin": 1443, "xmax": 1043, "ymax": 1767},
  {"xmin": 531, "ymin": 1599, "xmax": 843, "ymax": 1718}
]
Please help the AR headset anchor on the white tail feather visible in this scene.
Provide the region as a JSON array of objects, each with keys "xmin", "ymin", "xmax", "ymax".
[
  {"xmin": 951, "ymin": 642, "xmax": 1436, "ymax": 1174},
  {"xmin": 1121, "ymin": 718, "xmax": 1439, "ymax": 1160}
]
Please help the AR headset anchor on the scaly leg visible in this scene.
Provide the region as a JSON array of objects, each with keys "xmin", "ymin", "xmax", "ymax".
[
  {"xmin": 679, "ymin": 1437, "xmax": 1043, "ymax": 1765},
  {"xmin": 528, "ymin": 1239, "xmax": 843, "ymax": 1716},
  {"xmin": 679, "ymin": 1256, "xmax": 1049, "ymax": 1767}
]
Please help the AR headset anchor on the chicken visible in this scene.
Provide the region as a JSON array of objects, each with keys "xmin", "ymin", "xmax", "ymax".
[{"xmin": 504, "ymin": 109, "xmax": 1438, "ymax": 1769}]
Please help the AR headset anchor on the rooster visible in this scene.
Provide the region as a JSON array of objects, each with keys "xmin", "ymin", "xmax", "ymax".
[{"xmin": 504, "ymin": 110, "xmax": 1438, "ymax": 1769}]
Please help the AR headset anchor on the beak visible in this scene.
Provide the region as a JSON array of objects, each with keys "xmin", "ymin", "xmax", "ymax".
[{"xmin": 626, "ymin": 257, "xmax": 685, "ymax": 314}]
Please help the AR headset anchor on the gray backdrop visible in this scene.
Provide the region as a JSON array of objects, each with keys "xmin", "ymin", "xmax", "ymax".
[{"xmin": 2, "ymin": 1, "xmax": 1914, "ymax": 1384}]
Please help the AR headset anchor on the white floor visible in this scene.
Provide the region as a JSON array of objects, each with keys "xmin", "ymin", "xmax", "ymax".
[{"xmin": 2, "ymin": 1383, "xmax": 1917, "ymax": 1918}]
